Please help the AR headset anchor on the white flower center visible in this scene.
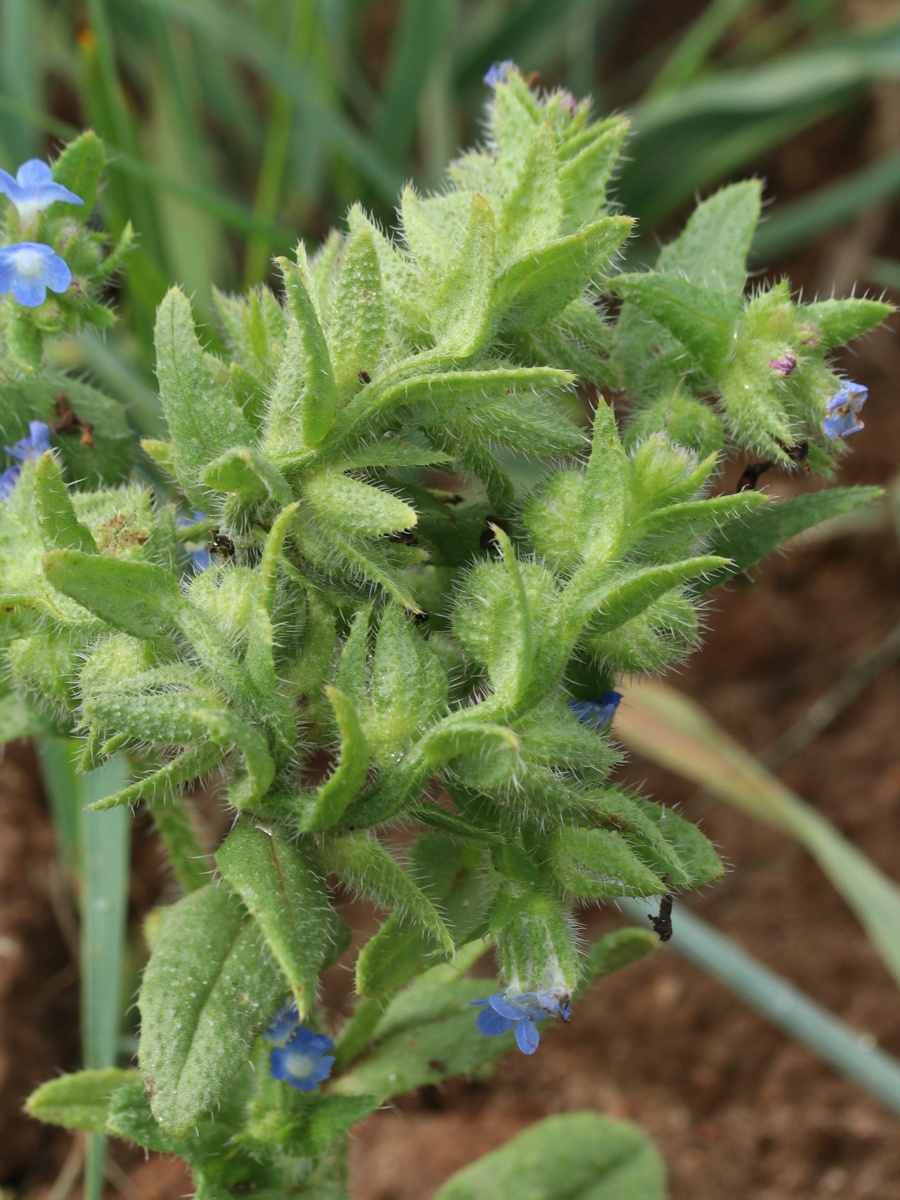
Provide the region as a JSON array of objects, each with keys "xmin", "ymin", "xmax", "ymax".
[
  {"xmin": 286, "ymin": 1050, "xmax": 315, "ymax": 1078},
  {"xmin": 12, "ymin": 248, "xmax": 43, "ymax": 277},
  {"xmin": 15, "ymin": 200, "xmax": 42, "ymax": 225}
]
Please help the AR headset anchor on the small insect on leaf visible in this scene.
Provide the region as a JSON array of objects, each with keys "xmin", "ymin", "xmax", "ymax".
[{"xmin": 206, "ymin": 528, "xmax": 235, "ymax": 559}]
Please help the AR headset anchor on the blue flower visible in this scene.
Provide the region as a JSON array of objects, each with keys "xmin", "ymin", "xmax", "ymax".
[
  {"xmin": 176, "ymin": 509, "xmax": 212, "ymax": 573},
  {"xmin": 0, "ymin": 159, "xmax": 84, "ymax": 223},
  {"xmin": 569, "ymin": 691, "xmax": 622, "ymax": 730},
  {"xmin": 269, "ymin": 1025, "xmax": 336, "ymax": 1092},
  {"xmin": 471, "ymin": 990, "xmax": 569, "ymax": 1055},
  {"xmin": 1, "ymin": 420, "xmax": 51, "ymax": 501},
  {"xmin": 822, "ymin": 381, "xmax": 867, "ymax": 441},
  {"xmin": 484, "ymin": 60, "xmax": 516, "ymax": 88},
  {"xmin": 0, "ymin": 242, "xmax": 72, "ymax": 307},
  {"xmin": 263, "ymin": 999, "xmax": 336, "ymax": 1091},
  {"xmin": 263, "ymin": 998, "xmax": 302, "ymax": 1045}
]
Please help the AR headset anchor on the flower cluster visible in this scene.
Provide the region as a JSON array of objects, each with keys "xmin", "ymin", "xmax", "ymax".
[
  {"xmin": 263, "ymin": 1000, "xmax": 335, "ymax": 1091},
  {"xmin": 0, "ymin": 421, "xmax": 51, "ymax": 500},
  {"xmin": 0, "ymin": 159, "xmax": 81, "ymax": 307}
]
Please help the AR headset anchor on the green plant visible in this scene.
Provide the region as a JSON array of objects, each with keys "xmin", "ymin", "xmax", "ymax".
[{"xmin": 8, "ymin": 66, "xmax": 889, "ymax": 1196}]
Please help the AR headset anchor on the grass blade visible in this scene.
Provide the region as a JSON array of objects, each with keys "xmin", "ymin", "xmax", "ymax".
[
  {"xmin": 36, "ymin": 738, "xmax": 82, "ymax": 879},
  {"xmin": 621, "ymin": 897, "xmax": 900, "ymax": 1117},
  {"xmin": 623, "ymin": 99, "xmax": 839, "ymax": 226},
  {"xmin": 80, "ymin": 754, "xmax": 130, "ymax": 1200},
  {"xmin": 867, "ymin": 255, "xmax": 900, "ymax": 293},
  {"xmin": 647, "ymin": 0, "xmax": 756, "ymax": 95},
  {"xmin": 0, "ymin": 0, "xmax": 40, "ymax": 162},
  {"xmin": 39, "ymin": 743, "xmax": 130, "ymax": 1200},
  {"xmin": 616, "ymin": 680, "xmax": 900, "ymax": 990},
  {"xmin": 77, "ymin": 331, "xmax": 165, "ymax": 440},
  {"xmin": 134, "ymin": 0, "xmax": 401, "ymax": 204},
  {"xmin": 634, "ymin": 27, "xmax": 900, "ymax": 134},
  {"xmin": 376, "ymin": 0, "xmax": 457, "ymax": 169},
  {"xmin": 243, "ymin": 2, "xmax": 320, "ymax": 285},
  {"xmin": 753, "ymin": 147, "xmax": 900, "ymax": 260}
]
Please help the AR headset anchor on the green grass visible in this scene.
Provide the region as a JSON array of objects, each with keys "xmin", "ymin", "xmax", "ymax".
[{"xmin": 38, "ymin": 742, "xmax": 130, "ymax": 1200}]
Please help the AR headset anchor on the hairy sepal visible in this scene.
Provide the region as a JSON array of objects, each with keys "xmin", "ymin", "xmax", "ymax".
[
  {"xmin": 491, "ymin": 887, "xmax": 578, "ymax": 996},
  {"xmin": 34, "ymin": 453, "xmax": 98, "ymax": 554},
  {"xmin": 43, "ymin": 551, "xmax": 182, "ymax": 641},
  {"xmin": 154, "ymin": 288, "xmax": 254, "ymax": 508},
  {"xmin": 265, "ymin": 255, "xmax": 337, "ymax": 453},
  {"xmin": 295, "ymin": 686, "xmax": 370, "ymax": 832},
  {"xmin": 321, "ymin": 832, "xmax": 454, "ymax": 954},
  {"xmin": 495, "ymin": 216, "xmax": 632, "ymax": 334},
  {"xmin": 328, "ymin": 220, "xmax": 387, "ymax": 398}
]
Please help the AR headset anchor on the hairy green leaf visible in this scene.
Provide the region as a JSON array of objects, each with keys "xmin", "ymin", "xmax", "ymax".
[
  {"xmin": 138, "ymin": 884, "xmax": 284, "ymax": 1136},
  {"xmin": 216, "ymin": 820, "xmax": 331, "ymax": 1017}
]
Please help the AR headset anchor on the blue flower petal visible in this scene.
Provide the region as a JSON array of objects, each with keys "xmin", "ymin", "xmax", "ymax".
[
  {"xmin": 269, "ymin": 1024, "xmax": 336, "ymax": 1091},
  {"xmin": 16, "ymin": 160, "xmax": 54, "ymax": 189},
  {"xmin": 286, "ymin": 1025, "xmax": 335, "ymax": 1057},
  {"xmin": 269, "ymin": 1046, "xmax": 322, "ymax": 1090},
  {"xmin": 822, "ymin": 381, "xmax": 867, "ymax": 442},
  {"xmin": 570, "ymin": 691, "xmax": 622, "ymax": 730},
  {"xmin": 476, "ymin": 1006, "xmax": 515, "ymax": 1036},
  {"xmin": 0, "ymin": 259, "xmax": 17, "ymax": 295},
  {"xmin": 6, "ymin": 421, "xmax": 52, "ymax": 462},
  {"xmin": 484, "ymin": 60, "xmax": 516, "ymax": 88},
  {"xmin": 487, "ymin": 993, "xmax": 531, "ymax": 1021},
  {"xmin": 534, "ymin": 991, "xmax": 562, "ymax": 1017},
  {"xmin": 41, "ymin": 250, "xmax": 73, "ymax": 293},
  {"xmin": 27, "ymin": 421, "xmax": 52, "ymax": 455},
  {"xmin": 0, "ymin": 242, "xmax": 73, "ymax": 307},
  {"xmin": 264, "ymin": 998, "xmax": 301, "ymax": 1044},
  {"xmin": 0, "ymin": 159, "xmax": 84, "ymax": 218},
  {"xmin": 0, "ymin": 465, "xmax": 21, "ymax": 501},
  {"xmin": 307, "ymin": 1054, "xmax": 336, "ymax": 1084},
  {"xmin": 474, "ymin": 987, "xmax": 571, "ymax": 1053},
  {"xmin": 11, "ymin": 273, "xmax": 46, "ymax": 306},
  {"xmin": 514, "ymin": 1018, "xmax": 541, "ymax": 1055},
  {"xmin": 1, "ymin": 421, "xmax": 50, "ymax": 504},
  {"xmin": 490, "ymin": 992, "xmax": 547, "ymax": 1022}
]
